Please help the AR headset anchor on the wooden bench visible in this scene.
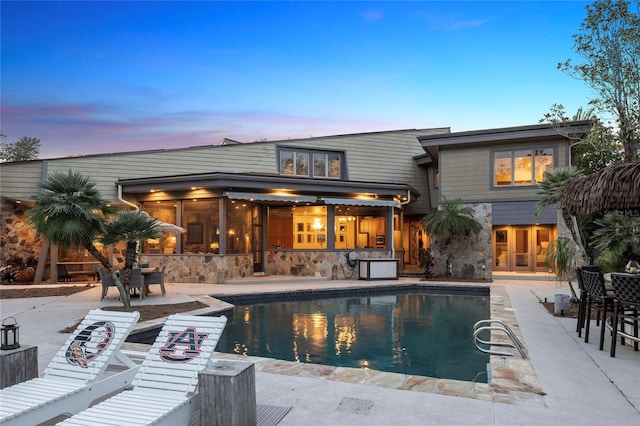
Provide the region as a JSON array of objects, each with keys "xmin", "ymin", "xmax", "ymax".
[{"xmin": 58, "ymin": 262, "xmax": 100, "ymax": 281}]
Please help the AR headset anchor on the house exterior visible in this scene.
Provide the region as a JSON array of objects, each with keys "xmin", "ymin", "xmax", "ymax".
[
  {"xmin": 418, "ymin": 120, "xmax": 592, "ymax": 275},
  {"xmin": 0, "ymin": 121, "xmax": 591, "ymax": 283}
]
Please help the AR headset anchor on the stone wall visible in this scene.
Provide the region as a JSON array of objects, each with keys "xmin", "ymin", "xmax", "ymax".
[
  {"xmin": 428, "ymin": 203, "xmax": 492, "ymax": 279},
  {"xmin": 1, "ymin": 198, "xmax": 41, "ymax": 265},
  {"xmin": 139, "ymin": 254, "xmax": 253, "ymax": 284}
]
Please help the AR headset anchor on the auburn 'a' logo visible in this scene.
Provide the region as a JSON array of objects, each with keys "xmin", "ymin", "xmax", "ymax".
[{"xmin": 159, "ymin": 327, "xmax": 210, "ymax": 363}]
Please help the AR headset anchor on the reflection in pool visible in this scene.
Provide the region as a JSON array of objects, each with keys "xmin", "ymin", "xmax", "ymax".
[{"xmin": 216, "ymin": 291, "xmax": 490, "ymax": 382}]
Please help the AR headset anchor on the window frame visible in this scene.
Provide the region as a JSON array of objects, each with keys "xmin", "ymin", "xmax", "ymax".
[
  {"xmin": 277, "ymin": 147, "xmax": 344, "ymax": 179},
  {"xmin": 491, "ymin": 147, "xmax": 555, "ymax": 188}
]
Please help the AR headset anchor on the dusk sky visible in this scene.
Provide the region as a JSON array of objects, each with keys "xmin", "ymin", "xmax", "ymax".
[{"xmin": 1, "ymin": 1, "xmax": 593, "ymax": 159}]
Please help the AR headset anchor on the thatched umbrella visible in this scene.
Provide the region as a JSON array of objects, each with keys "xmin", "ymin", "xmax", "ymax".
[
  {"xmin": 139, "ymin": 211, "xmax": 185, "ymax": 235},
  {"xmin": 563, "ymin": 162, "xmax": 640, "ymax": 215}
]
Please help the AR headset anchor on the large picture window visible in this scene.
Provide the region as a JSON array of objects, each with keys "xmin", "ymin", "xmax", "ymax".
[
  {"xmin": 279, "ymin": 148, "xmax": 343, "ymax": 179},
  {"xmin": 493, "ymin": 148, "xmax": 553, "ymax": 187},
  {"xmin": 141, "ymin": 201, "xmax": 178, "ymax": 254},
  {"xmin": 182, "ymin": 199, "xmax": 220, "ymax": 253},
  {"xmin": 267, "ymin": 205, "xmax": 327, "ymax": 249}
]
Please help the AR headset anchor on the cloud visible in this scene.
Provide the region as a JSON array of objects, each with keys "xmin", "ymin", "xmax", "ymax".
[
  {"xmin": 414, "ymin": 9, "xmax": 489, "ymax": 31},
  {"xmin": 1, "ymin": 101, "xmax": 408, "ymax": 159}
]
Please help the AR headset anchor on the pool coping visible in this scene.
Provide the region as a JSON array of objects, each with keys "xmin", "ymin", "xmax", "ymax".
[{"xmin": 124, "ymin": 282, "xmax": 546, "ymax": 406}]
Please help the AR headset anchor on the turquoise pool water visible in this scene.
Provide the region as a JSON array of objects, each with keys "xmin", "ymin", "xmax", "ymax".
[{"xmin": 215, "ymin": 289, "xmax": 490, "ymax": 382}]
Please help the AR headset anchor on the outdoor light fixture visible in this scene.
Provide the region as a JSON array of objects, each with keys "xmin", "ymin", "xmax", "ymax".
[{"xmin": 1, "ymin": 317, "xmax": 20, "ymax": 350}]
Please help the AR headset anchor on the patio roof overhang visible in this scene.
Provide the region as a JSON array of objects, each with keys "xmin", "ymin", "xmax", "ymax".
[
  {"xmin": 118, "ymin": 172, "xmax": 420, "ymax": 203},
  {"xmin": 225, "ymin": 191, "xmax": 317, "ymax": 203},
  {"xmin": 320, "ymin": 197, "xmax": 400, "ymax": 208}
]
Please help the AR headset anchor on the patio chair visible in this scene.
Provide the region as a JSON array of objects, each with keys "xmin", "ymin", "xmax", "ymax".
[
  {"xmin": 609, "ymin": 273, "xmax": 640, "ymax": 357},
  {"xmin": 118, "ymin": 267, "xmax": 146, "ymax": 299},
  {"xmin": 582, "ymin": 269, "xmax": 614, "ymax": 350},
  {"xmin": 98, "ymin": 266, "xmax": 118, "ymax": 300},
  {"xmin": 57, "ymin": 264, "xmax": 73, "ymax": 282},
  {"xmin": 145, "ymin": 265, "xmax": 166, "ymax": 297},
  {"xmin": 0, "ymin": 309, "xmax": 140, "ymax": 426},
  {"xmin": 58, "ymin": 313, "xmax": 228, "ymax": 426},
  {"xmin": 575, "ymin": 266, "xmax": 600, "ymax": 337}
]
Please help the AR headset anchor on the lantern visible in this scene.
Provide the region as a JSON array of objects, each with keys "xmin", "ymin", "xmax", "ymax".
[{"xmin": 1, "ymin": 317, "xmax": 20, "ymax": 350}]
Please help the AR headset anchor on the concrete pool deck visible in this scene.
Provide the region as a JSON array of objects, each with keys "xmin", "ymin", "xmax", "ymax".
[{"xmin": 1, "ymin": 277, "xmax": 639, "ymax": 425}]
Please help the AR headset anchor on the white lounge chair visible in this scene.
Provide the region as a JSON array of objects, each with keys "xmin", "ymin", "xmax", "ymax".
[
  {"xmin": 0, "ymin": 309, "xmax": 140, "ymax": 426},
  {"xmin": 58, "ymin": 313, "xmax": 228, "ymax": 425}
]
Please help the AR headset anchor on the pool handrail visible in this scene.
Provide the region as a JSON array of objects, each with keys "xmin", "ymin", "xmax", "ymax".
[{"xmin": 473, "ymin": 319, "xmax": 528, "ymax": 359}]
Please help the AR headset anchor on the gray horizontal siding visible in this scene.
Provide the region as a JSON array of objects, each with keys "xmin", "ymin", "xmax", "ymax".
[
  {"xmin": 1, "ymin": 128, "xmax": 448, "ymax": 213},
  {"xmin": 0, "ymin": 162, "xmax": 44, "ymax": 200},
  {"xmin": 439, "ymin": 140, "xmax": 570, "ymax": 203},
  {"xmin": 492, "ymin": 201, "xmax": 556, "ymax": 225}
]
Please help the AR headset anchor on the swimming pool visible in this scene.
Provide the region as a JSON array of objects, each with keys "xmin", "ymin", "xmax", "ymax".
[{"xmin": 215, "ymin": 287, "xmax": 490, "ymax": 382}]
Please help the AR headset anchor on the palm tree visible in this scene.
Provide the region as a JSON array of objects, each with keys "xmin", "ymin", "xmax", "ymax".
[
  {"xmin": 26, "ymin": 170, "xmax": 132, "ymax": 310},
  {"xmin": 545, "ymin": 237, "xmax": 579, "ymax": 301},
  {"xmin": 423, "ymin": 198, "xmax": 482, "ymax": 276},
  {"xmin": 102, "ymin": 209, "xmax": 160, "ymax": 299},
  {"xmin": 535, "ymin": 167, "xmax": 587, "ymax": 261},
  {"xmin": 591, "ymin": 212, "xmax": 640, "ymax": 265}
]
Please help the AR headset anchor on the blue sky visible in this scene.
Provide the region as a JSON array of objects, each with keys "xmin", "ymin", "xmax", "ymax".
[{"xmin": 1, "ymin": 1, "xmax": 593, "ymax": 159}]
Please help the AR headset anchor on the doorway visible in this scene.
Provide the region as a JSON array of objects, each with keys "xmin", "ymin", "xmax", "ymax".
[{"xmin": 493, "ymin": 225, "xmax": 554, "ymax": 272}]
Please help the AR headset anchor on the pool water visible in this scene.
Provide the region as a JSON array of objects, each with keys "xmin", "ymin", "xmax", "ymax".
[{"xmin": 216, "ymin": 291, "xmax": 490, "ymax": 382}]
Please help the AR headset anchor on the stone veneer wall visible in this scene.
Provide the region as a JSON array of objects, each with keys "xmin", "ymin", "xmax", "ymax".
[
  {"xmin": 139, "ymin": 254, "xmax": 253, "ymax": 284},
  {"xmin": 428, "ymin": 203, "xmax": 492, "ymax": 279},
  {"xmin": 1, "ymin": 198, "xmax": 41, "ymax": 265}
]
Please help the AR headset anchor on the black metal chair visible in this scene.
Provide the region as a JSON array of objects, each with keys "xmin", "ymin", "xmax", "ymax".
[
  {"xmin": 582, "ymin": 269, "xmax": 614, "ymax": 350},
  {"xmin": 56, "ymin": 264, "xmax": 72, "ymax": 282},
  {"xmin": 610, "ymin": 273, "xmax": 640, "ymax": 357},
  {"xmin": 575, "ymin": 266, "xmax": 601, "ymax": 337}
]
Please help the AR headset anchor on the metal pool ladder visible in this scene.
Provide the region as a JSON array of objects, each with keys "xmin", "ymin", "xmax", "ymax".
[{"xmin": 473, "ymin": 319, "xmax": 528, "ymax": 359}]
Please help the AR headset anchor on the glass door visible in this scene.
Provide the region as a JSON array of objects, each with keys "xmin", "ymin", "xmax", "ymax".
[
  {"xmin": 513, "ymin": 227, "xmax": 530, "ymax": 271},
  {"xmin": 493, "ymin": 225, "xmax": 556, "ymax": 272},
  {"xmin": 494, "ymin": 228, "xmax": 509, "ymax": 271},
  {"xmin": 534, "ymin": 226, "xmax": 553, "ymax": 272}
]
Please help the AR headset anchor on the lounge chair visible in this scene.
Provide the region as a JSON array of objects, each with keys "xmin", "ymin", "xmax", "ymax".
[
  {"xmin": 0, "ymin": 309, "xmax": 140, "ymax": 426},
  {"xmin": 58, "ymin": 313, "xmax": 228, "ymax": 425}
]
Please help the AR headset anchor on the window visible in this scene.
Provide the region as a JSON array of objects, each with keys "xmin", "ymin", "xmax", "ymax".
[
  {"xmin": 278, "ymin": 148, "xmax": 343, "ymax": 178},
  {"xmin": 335, "ymin": 205, "xmax": 387, "ymax": 249},
  {"xmin": 493, "ymin": 148, "xmax": 553, "ymax": 187},
  {"xmin": 227, "ymin": 200, "xmax": 251, "ymax": 254},
  {"xmin": 182, "ymin": 199, "xmax": 220, "ymax": 253},
  {"xmin": 267, "ymin": 205, "xmax": 327, "ymax": 249},
  {"xmin": 141, "ymin": 201, "xmax": 178, "ymax": 254}
]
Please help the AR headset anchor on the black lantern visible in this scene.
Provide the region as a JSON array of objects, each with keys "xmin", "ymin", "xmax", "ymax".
[{"xmin": 1, "ymin": 317, "xmax": 20, "ymax": 350}]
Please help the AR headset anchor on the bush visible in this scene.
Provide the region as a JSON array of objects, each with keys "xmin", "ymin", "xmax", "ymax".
[
  {"xmin": 419, "ymin": 248, "xmax": 436, "ymax": 279},
  {"xmin": 1, "ymin": 255, "xmax": 38, "ymax": 284}
]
